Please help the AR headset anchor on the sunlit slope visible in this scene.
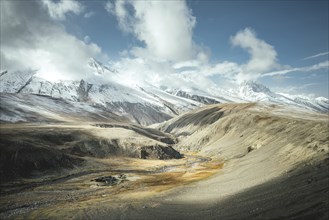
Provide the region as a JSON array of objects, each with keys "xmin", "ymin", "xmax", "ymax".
[
  {"xmin": 148, "ymin": 102, "xmax": 329, "ymax": 219},
  {"xmin": 158, "ymin": 103, "xmax": 328, "ymax": 161}
]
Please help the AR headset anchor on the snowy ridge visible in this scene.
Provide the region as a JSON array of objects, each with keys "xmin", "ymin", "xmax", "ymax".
[
  {"xmin": 0, "ymin": 62, "xmax": 203, "ymax": 124},
  {"xmin": 0, "ymin": 93, "xmax": 129, "ymax": 123},
  {"xmin": 0, "ymin": 58, "xmax": 328, "ymax": 125},
  {"xmin": 278, "ymin": 93, "xmax": 329, "ymax": 113},
  {"xmin": 231, "ymin": 81, "xmax": 328, "ymax": 112},
  {"xmin": 168, "ymin": 81, "xmax": 328, "ymax": 113},
  {"xmin": 0, "ymin": 70, "xmax": 37, "ymax": 93},
  {"xmin": 87, "ymin": 57, "xmax": 117, "ymax": 75},
  {"xmin": 168, "ymin": 89, "xmax": 221, "ymax": 105}
]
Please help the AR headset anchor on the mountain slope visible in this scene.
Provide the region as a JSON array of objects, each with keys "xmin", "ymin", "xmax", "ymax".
[
  {"xmin": 0, "ymin": 93, "xmax": 328, "ymax": 219},
  {"xmin": 1, "ymin": 58, "xmax": 327, "ymax": 125},
  {"xmin": 0, "ymin": 93, "xmax": 130, "ymax": 123},
  {"xmin": 143, "ymin": 102, "xmax": 329, "ymax": 220},
  {"xmin": 0, "ymin": 69, "xmax": 202, "ymax": 125},
  {"xmin": 174, "ymin": 81, "xmax": 329, "ymax": 113}
]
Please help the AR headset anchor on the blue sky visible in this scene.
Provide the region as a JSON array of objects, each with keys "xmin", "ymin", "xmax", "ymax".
[
  {"xmin": 1, "ymin": 0, "xmax": 328, "ymax": 97},
  {"xmin": 188, "ymin": 1, "xmax": 328, "ymax": 63}
]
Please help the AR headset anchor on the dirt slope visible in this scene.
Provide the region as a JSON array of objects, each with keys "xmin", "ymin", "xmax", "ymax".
[{"xmin": 1, "ymin": 103, "xmax": 328, "ymax": 219}]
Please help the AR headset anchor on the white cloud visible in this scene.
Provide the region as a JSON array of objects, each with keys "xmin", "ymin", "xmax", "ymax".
[
  {"xmin": 173, "ymin": 28, "xmax": 281, "ymax": 85},
  {"xmin": 170, "ymin": 28, "xmax": 280, "ymax": 83},
  {"xmin": 103, "ymin": 0, "xmax": 215, "ymax": 91},
  {"xmin": 202, "ymin": 61, "xmax": 241, "ymax": 78},
  {"xmin": 106, "ymin": 0, "xmax": 198, "ymax": 62},
  {"xmin": 41, "ymin": 0, "xmax": 84, "ymax": 20},
  {"xmin": 110, "ymin": 57, "xmax": 175, "ymax": 87},
  {"xmin": 105, "ymin": 1, "xmax": 132, "ymax": 32},
  {"xmin": 0, "ymin": 1, "xmax": 106, "ymax": 81},
  {"xmin": 107, "ymin": 24, "xmax": 282, "ymax": 89},
  {"xmin": 303, "ymin": 51, "xmax": 329, "ymax": 60},
  {"xmin": 84, "ymin": 11, "xmax": 95, "ymax": 19},
  {"xmin": 262, "ymin": 60, "xmax": 329, "ymax": 77},
  {"xmin": 230, "ymin": 28, "xmax": 279, "ymax": 82},
  {"xmin": 84, "ymin": 35, "xmax": 91, "ymax": 44},
  {"xmin": 173, "ymin": 60, "xmax": 201, "ymax": 69}
]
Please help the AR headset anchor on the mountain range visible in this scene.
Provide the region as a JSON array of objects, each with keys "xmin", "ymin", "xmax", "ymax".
[{"xmin": 1, "ymin": 58, "xmax": 328, "ymax": 125}]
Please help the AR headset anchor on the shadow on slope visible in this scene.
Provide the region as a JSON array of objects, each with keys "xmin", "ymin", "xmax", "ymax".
[
  {"xmin": 81, "ymin": 158, "xmax": 329, "ymax": 220},
  {"xmin": 159, "ymin": 103, "xmax": 255, "ymax": 134},
  {"xmin": 0, "ymin": 93, "xmax": 130, "ymax": 123},
  {"xmin": 162, "ymin": 106, "xmax": 224, "ymax": 133},
  {"xmin": 0, "ymin": 124, "xmax": 181, "ymax": 183}
]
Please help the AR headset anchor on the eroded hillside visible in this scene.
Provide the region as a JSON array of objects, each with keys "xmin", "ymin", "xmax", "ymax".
[{"xmin": 0, "ymin": 103, "xmax": 328, "ymax": 219}]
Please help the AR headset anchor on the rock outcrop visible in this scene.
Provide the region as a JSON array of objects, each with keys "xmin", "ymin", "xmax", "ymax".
[{"xmin": 139, "ymin": 145, "xmax": 182, "ymax": 160}]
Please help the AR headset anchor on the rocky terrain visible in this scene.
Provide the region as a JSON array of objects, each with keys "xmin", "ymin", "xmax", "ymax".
[
  {"xmin": 1, "ymin": 0, "xmax": 328, "ymax": 219},
  {"xmin": 0, "ymin": 102, "xmax": 328, "ymax": 219},
  {"xmin": 0, "ymin": 59, "xmax": 328, "ymax": 219}
]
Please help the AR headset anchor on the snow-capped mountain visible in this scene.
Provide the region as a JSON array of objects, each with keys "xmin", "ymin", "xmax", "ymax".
[
  {"xmin": 227, "ymin": 81, "xmax": 328, "ymax": 112},
  {"xmin": 167, "ymin": 90, "xmax": 220, "ymax": 105},
  {"xmin": 0, "ymin": 64, "xmax": 202, "ymax": 125},
  {"xmin": 0, "ymin": 58, "xmax": 327, "ymax": 124},
  {"xmin": 237, "ymin": 80, "xmax": 273, "ymax": 101},
  {"xmin": 87, "ymin": 57, "xmax": 117, "ymax": 75},
  {"xmin": 278, "ymin": 93, "xmax": 329, "ymax": 113},
  {"xmin": 166, "ymin": 80, "xmax": 328, "ymax": 113}
]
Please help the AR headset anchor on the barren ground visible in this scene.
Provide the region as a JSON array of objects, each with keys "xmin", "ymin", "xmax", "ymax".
[{"xmin": 0, "ymin": 103, "xmax": 328, "ymax": 219}]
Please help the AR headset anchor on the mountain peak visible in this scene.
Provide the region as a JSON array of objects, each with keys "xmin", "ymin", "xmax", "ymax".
[
  {"xmin": 88, "ymin": 57, "xmax": 105, "ymax": 75},
  {"xmin": 315, "ymin": 96, "xmax": 329, "ymax": 103},
  {"xmin": 88, "ymin": 57, "xmax": 117, "ymax": 75},
  {"xmin": 239, "ymin": 80, "xmax": 272, "ymax": 94}
]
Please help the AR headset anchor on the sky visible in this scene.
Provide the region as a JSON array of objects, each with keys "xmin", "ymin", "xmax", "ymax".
[{"xmin": 0, "ymin": 0, "xmax": 328, "ymax": 98}]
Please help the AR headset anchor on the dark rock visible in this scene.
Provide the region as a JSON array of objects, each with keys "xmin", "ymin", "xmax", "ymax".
[
  {"xmin": 91, "ymin": 174, "xmax": 129, "ymax": 186},
  {"xmin": 159, "ymin": 137, "xmax": 176, "ymax": 145},
  {"xmin": 118, "ymin": 174, "xmax": 127, "ymax": 179},
  {"xmin": 77, "ymin": 79, "xmax": 92, "ymax": 102},
  {"xmin": 139, "ymin": 145, "xmax": 182, "ymax": 160},
  {"xmin": 92, "ymin": 176, "xmax": 118, "ymax": 185},
  {"xmin": 174, "ymin": 90, "xmax": 220, "ymax": 105},
  {"xmin": 247, "ymin": 146, "xmax": 255, "ymax": 153},
  {"xmin": 307, "ymin": 178, "xmax": 313, "ymax": 184}
]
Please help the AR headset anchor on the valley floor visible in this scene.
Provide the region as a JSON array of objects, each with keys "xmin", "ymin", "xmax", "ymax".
[
  {"xmin": 0, "ymin": 103, "xmax": 328, "ymax": 219},
  {"xmin": 0, "ymin": 123, "xmax": 222, "ymax": 219},
  {"xmin": 0, "ymin": 152, "xmax": 222, "ymax": 219}
]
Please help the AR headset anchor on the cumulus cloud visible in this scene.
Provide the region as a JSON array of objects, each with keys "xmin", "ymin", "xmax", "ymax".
[
  {"xmin": 103, "ymin": 0, "xmax": 216, "ymax": 91},
  {"xmin": 170, "ymin": 28, "xmax": 281, "ymax": 85},
  {"xmin": 168, "ymin": 28, "xmax": 280, "ymax": 84},
  {"xmin": 110, "ymin": 57, "xmax": 175, "ymax": 87},
  {"xmin": 0, "ymin": 0, "xmax": 106, "ymax": 81},
  {"xmin": 230, "ymin": 28, "xmax": 279, "ymax": 82},
  {"xmin": 106, "ymin": 0, "xmax": 197, "ymax": 62},
  {"xmin": 41, "ymin": 0, "xmax": 84, "ymax": 20},
  {"xmin": 105, "ymin": 1, "xmax": 131, "ymax": 32},
  {"xmin": 105, "ymin": 1, "xmax": 324, "ymax": 93}
]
